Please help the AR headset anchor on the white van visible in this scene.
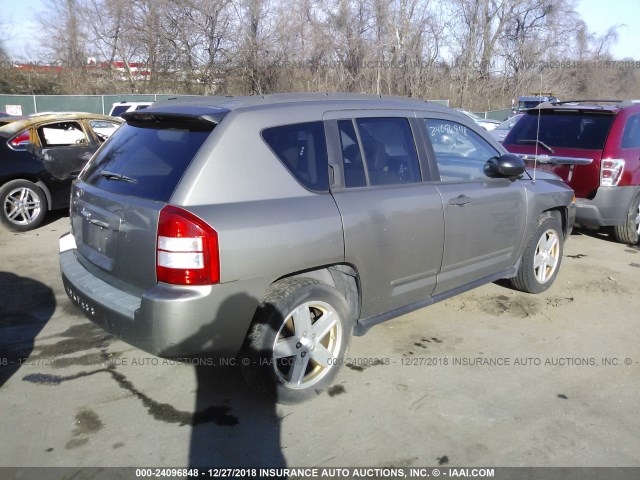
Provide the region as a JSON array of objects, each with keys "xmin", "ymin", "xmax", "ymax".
[{"xmin": 108, "ymin": 101, "xmax": 153, "ymax": 117}]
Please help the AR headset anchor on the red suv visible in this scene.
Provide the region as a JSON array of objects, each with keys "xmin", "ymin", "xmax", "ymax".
[{"xmin": 504, "ymin": 100, "xmax": 640, "ymax": 244}]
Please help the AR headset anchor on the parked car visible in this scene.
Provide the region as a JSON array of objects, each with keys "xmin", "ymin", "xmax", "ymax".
[
  {"xmin": 0, "ymin": 113, "xmax": 123, "ymax": 231},
  {"xmin": 88, "ymin": 119, "xmax": 121, "ymax": 139},
  {"xmin": 504, "ymin": 100, "xmax": 640, "ymax": 245},
  {"xmin": 59, "ymin": 93, "xmax": 575, "ymax": 403},
  {"xmin": 108, "ymin": 101, "xmax": 153, "ymax": 117},
  {"xmin": 490, "ymin": 114, "xmax": 524, "ymax": 143},
  {"xmin": 511, "ymin": 93, "xmax": 559, "ymax": 115},
  {"xmin": 0, "ymin": 116, "xmax": 16, "ymax": 128},
  {"xmin": 456, "ymin": 109, "xmax": 501, "ymax": 131}
]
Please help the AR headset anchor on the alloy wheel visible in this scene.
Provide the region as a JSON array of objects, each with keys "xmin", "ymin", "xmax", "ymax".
[
  {"xmin": 272, "ymin": 300, "xmax": 342, "ymax": 389},
  {"xmin": 533, "ymin": 229, "xmax": 560, "ymax": 284},
  {"xmin": 3, "ymin": 187, "xmax": 42, "ymax": 227}
]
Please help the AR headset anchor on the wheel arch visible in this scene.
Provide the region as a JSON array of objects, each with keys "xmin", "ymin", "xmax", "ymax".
[
  {"xmin": 34, "ymin": 180, "xmax": 53, "ymax": 211},
  {"xmin": 629, "ymin": 171, "xmax": 640, "ymax": 188},
  {"xmin": 275, "ymin": 264, "xmax": 361, "ymax": 325},
  {"xmin": 542, "ymin": 207, "xmax": 567, "ymax": 238},
  {"xmin": 1, "ymin": 177, "xmax": 52, "ymax": 211}
]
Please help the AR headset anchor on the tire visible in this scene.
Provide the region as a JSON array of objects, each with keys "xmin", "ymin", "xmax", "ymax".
[
  {"xmin": 240, "ymin": 278, "xmax": 352, "ymax": 404},
  {"xmin": 0, "ymin": 180, "xmax": 48, "ymax": 232},
  {"xmin": 612, "ymin": 191, "xmax": 640, "ymax": 245},
  {"xmin": 510, "ymin": 214, "xmax": 563, "ymax": 294}
]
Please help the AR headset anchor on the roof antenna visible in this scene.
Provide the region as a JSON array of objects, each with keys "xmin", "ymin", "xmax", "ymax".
[{"xmin": 533, "ymin": 73, "xmax": 543, "ymax": 183}]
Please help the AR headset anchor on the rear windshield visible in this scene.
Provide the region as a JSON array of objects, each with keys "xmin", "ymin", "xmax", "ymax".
[
  {"xmin": 81, "ymin": 122, "xmax": 213, "ymax": 202},
  {"xmin": 506, "ymin": 110, "xmax": 615, "ymax": 150}
]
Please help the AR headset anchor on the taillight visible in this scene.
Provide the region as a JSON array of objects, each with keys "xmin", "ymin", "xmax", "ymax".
[
  {"xmin": 8, "ymin": 130, "xmax": 30, "ymax": 149},
  {"xmin": 156, "ymin": 206, "xmax": 219, "ymax": 285},
  {"xmin": 600, "ymin": 159, "xmax": 625, "ymax": 187}
]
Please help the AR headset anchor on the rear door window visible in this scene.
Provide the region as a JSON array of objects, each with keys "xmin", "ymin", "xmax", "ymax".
[
  {"xmin": 38, "ymin": 121, "xmax": 89, "ymax": 147},
  {"xmin": 81, "ymin": 122, "xmax": 213, "ymax": 202},
  {"xmin": 261, "ymin": 121, "xmax": 329, "ymax": 191},
  {"xmin": 338, "ymin": 120, "xmax": 367, "ymax": 187},
  {"xmin": 337, "ymin": 117, "xmax": 421, "ymax": 187}
]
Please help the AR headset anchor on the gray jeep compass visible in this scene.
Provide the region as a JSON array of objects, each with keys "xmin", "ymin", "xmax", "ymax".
[{"xmin": 59, "ymin": 93, "xmax": 576, "ymax": 403}]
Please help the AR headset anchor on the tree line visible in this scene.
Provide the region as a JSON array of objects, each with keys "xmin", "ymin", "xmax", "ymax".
[{"xmin": 1, "ymin": 0, "xmax": 638, "ymax": 110}]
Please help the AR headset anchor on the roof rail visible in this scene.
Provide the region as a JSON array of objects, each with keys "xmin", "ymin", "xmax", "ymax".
[
  {"xmin": 617, "ymin": 100, "xmax": 640, "ymax": 108},
  {"xmin": 552, "ymin": 100, "xmax": 622, "ymax": 105}
]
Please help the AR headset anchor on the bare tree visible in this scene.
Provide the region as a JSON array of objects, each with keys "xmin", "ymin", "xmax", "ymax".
[
  {"xmin": 37, "ymin": 0, "xmax": 88, "ymax": 67},
  {"xmin": 9, "ymin": 0, "xmax": 634, "ymax": 104},
  {"xmin": 81, "ymin": 0, "xmax": 142, "ymax": 91},
  {"xmin": 36, "ymin": 0, "xmax": 91, "ymax": 93},
  {"xmin": 0, "ymin": 14, "xmax": 9, "ymax": 61}
]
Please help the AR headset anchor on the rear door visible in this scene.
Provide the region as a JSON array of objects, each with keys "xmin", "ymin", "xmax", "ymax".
[
  {"xmin": 422, "ymin": 117, "xmax": 527, "ymax": 295},
  {"xmin": 34, "ymin": 120, "xmax": 98, "ymax": 208},
  {"xmin": 37, "ymin": 120, "xmax": 97, "ymax": 179},
  {"xmin": 325, "ymin": 110, "xmax": 445, "ymax": 318}
]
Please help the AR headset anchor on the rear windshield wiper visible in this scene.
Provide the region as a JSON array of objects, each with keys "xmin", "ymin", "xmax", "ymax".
[
  {"xmin": 100, "ymin": 170, "xmax": 138, "ymax": 183},
  {"xmin": 516, "ymin": 139, "xmax": 555, "ymax": 154}
]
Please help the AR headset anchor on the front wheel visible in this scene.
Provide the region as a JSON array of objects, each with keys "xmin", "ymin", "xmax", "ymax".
[
  {"xmin": 510, "ymin": 214, "xmax": 564, "ymax": 294},
  {"xmin": 612, "ymin": 191, "xmax": 640, "ymax": 245},
  {"xmin": 241, "ymin": 278, "xmax": 352, "ymax": 404}
]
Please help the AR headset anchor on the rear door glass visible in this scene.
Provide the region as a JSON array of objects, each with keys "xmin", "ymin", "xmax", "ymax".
[
  {"xmin": 355, "ymin": 117, "xmax": 421, "ymax": 186},
  {"xmin": 38, "ymin": 121, "xmax": 89, "ymax": 147},
  {"xmin": 338, "ymin": 120, "xmax": 367, "ymax": 187},
  {"xmin": 261, "ymin": 121, "xmax": 329, "ymax": 191},
  {"xmin": 81, "ymin": 122, "xmax": 213, "ymax": 202},
  {"xmin": 337, "ymin": 117, "xmax": 421, "ymax": 187}
]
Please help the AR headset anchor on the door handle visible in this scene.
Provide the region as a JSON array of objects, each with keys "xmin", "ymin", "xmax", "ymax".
[
  {"xmin": 88, "ymin": 218, "xmax": 110, "ymax": 229},
  {"xmin": 449, "ymin": 195, "xmax": 471, "ymax": 206}
]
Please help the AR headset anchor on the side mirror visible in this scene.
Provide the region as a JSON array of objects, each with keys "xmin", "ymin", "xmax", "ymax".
[{"xmin": 484, "ymin": 153, "xmax": 525, "ymax": 179}]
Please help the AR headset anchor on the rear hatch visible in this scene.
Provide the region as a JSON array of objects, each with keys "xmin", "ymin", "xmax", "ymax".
[
  {"xmin": 70, "ymin": 109, "xmax": 224, "ymax": 294},
  {"xmin": 503, "ymin": 108, "xmax": 615, "ymax": 198}
]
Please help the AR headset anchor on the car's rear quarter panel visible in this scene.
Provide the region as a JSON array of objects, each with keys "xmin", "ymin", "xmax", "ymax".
[
  {"xmin": 172, "ymin": 105, "xmax": 345, "ymax": 296},
  {"xmin": 604, "ymin": 108, "xmax": 640, "ymax": 186}
]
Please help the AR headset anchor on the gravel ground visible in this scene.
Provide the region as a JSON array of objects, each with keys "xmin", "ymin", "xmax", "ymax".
[{"xmin": 0, "ymin": 215, "xmax": 639, "ymax": 469}]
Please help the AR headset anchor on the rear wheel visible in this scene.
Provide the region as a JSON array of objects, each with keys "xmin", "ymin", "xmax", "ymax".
[
  {"xmin": 241, "ymin": 278, "xmax": 352, "ymax": 404},
  {"xmin": 612, "ymin": 192, "xmax": 640, "ymax": 245},
  {"xmin": 511, "ymin": 214, "xmax": 563, "ymax": 294},
  {"xmin": 0, "ymin": 180, "xmax": 48, "ymax": 232}
]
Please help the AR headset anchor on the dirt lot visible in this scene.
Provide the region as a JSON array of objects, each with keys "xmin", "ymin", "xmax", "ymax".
[{"xmin": 0, "ymin": 213, "xmax": 639, "ymax": 469}]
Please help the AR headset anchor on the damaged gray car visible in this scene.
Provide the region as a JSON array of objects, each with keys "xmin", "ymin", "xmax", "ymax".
[
  {"xmin": 59, "ymin": 94, "xmax": 576, "ymax": 404},
  {"xmin": 0, "ymin": 113, "xmax": 122, "ymax": 231}
]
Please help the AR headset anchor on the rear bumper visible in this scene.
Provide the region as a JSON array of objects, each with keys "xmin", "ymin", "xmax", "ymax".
[
  {"xmin": 59, "ymin": 235, "xmax": 260, "ymax": 358},
  {"xmin": 575, "ymin": 186, "xmax": 638, "ymax": 227}
]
